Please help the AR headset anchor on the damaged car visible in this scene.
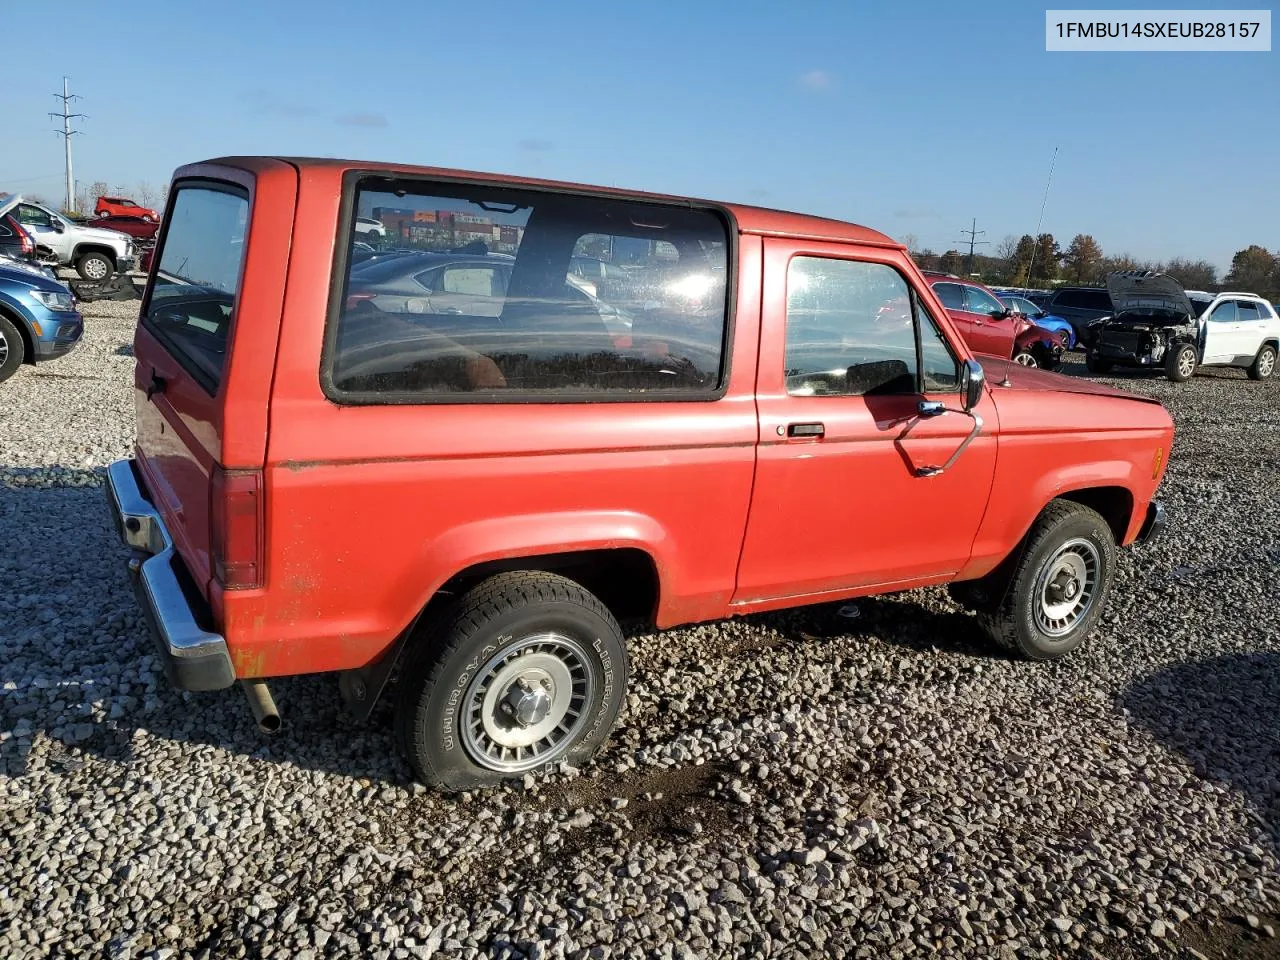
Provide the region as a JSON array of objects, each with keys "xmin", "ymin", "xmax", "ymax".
[{"xmin": 1084, "ymin": 271, "xmax": 1278, "ymax": 383}]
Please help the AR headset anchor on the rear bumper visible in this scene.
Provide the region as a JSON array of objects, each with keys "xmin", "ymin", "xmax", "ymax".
[
  {"xmin": 1135, "ymin": 499, "xmax": 1166, "ymax": 545},
  {"xmin": 105, "ymin": 458, "xmax": 236, "ymax": 691}
]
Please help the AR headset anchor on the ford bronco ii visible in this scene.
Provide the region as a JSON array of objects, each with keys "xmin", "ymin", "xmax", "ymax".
[{"xmin": 107, "ymin": 157, "xmax": 1172, "ymax": 789}]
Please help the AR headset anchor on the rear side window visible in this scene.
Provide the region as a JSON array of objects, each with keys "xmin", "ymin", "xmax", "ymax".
[
  {"xmin": 1236, "ymin": 301, "xmax": 1260, "ymax": 322},
  {"xmin": 142, "ymin": 184, "xmax": 249, "ymax": 393},
  {"xmin": 932, "ymin": 282, "xmax": 965, "ymax": 310},
  {"xmin": 1055, "ymin": 289, "xmax": 1111, "ymax": 310},
  {"xmin": 326, "ymin": 178, "xmax": 730, "ymax": 401}
]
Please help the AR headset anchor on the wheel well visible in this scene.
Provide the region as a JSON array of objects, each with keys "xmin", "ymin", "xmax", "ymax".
[
  {"xmin": 0, "ymin": 304, "xmax": 36, "ymax": 365},
  {"xmin": 1057, "ymin": 486, "xmax": 1133, "ymax": 543},
  {"xmin": 1263, "ymin": 338, "xmax": 1279, "ymax": 354},
  {"xmin": 435, "ymin": 548, "xmax": 661, "ymax": 627},
  {"xmin": 72, "ymin": 244, "xmax": 117, "ymax": 264}
]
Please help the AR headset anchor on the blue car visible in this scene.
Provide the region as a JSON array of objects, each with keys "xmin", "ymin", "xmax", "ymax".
[
  {"xmin": 0, "ymin": 258, "xmax": 84, "ymax": 384},
  {"xmin": 997, "ymin": 294, "xmax": 1079, "ymax": 350}
]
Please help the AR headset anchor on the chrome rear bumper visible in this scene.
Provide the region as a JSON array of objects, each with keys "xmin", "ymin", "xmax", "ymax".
[{"xmin": 105, "ymin": 459, "xmax": 235, "ymax": 691}]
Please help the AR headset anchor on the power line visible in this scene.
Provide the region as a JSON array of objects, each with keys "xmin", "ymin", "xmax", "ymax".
[
  {"xmin": 953, "ymin": 217, "xmax": 989, "ymax": 275},
  {"xmin": 49, "ymin": 77, "xmax": 87, "ymax": 213}
]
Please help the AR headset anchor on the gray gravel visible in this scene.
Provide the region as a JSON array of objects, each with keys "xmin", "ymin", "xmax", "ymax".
[{"xmin": 2, "ymin": 306, "xmax": 1278, "ymax": 959}]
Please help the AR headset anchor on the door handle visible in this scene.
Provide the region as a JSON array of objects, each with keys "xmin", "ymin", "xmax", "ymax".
[
  {"xmin": 146, "ymin": 371, "xmax": 168, "ymax": 400},
  {"xmin": 786, "ymin": 422, "xmax": 825, "ymax": 439}
]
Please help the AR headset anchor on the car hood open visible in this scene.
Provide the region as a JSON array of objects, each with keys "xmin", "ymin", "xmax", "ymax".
[{"xmin": 1105, "ymin": 271, "xmax": 1194, "ymax": 318}]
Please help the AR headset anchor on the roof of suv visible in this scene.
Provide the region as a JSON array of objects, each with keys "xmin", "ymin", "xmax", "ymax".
[{"xmin": 200, "ymin": 156, "xmax": 904, "ymax": 251}]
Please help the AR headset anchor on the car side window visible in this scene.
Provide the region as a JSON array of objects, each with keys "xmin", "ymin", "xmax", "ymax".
[
  {"xmin": 1235, "ymin": 301, "xmax": 1260, "ymax": 322},
  {"xmin": 933, "ymin": 282, "xmax": 965, "ymax": 310},
  {"xmin": 785, "ymin": 257, "xmax": 938, "ymax": 397},
  {"xmin": 441, "ymin": 266, "xmax": 505, "ymax": 297},
  {"xmin": 17, "ymin": 204, "xmax": 53, "ymax": 228},
  {"xmin": 963, "ymin": 285, "xmax": 1005, "ymax": 316},
  {"xmin": 914, "ymin": 293, "xmax": 961, "ymax": 393},
  {"xmin": 1209, "ymin": 301, "xmax": 1237, "ymax": 323}
]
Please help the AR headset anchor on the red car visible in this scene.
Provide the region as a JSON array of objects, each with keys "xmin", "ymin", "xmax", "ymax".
[
  {"xmin": 95, "ymin": 215, "xmax": 159, "ymax": 242},
  {"xmin": 924, "ymin": 272, "xmax": 1065, "ymax": 368},
  {"xmin": 105, "ymin": 156, "xmax": 1172, "ymax": 789},
  {"xmin": 95, "ymin": 196, "xmax": 159, "ymax": 221}
]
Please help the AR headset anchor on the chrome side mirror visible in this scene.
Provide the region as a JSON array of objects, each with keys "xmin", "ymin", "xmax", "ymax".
[{"xmin": 961, "ymin": 359, "xmax": 985, "ymax": 411}]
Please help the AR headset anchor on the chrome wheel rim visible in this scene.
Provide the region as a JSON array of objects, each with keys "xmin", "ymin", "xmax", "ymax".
[
  {"xmin": 1014, "ymin": 352, "xmax": 1037, "ymax": 366},
  {"xmin": 0, "ymin": 329, "xmax": 7, "ymax": 366},
  {"xmin": 1259, "ymin": 350, "xmax": 1275, "ymax": 378},
  {"xmin": 461, "ymin": 633, "xmax": 595, "ymax": 772},
  {"xmin": 1034, "ymin": 538, "xmax": 1101, "ymax": 638},
  {"xmin": 84, "ymin": 258, "xmax": 108, "ymax": 280},
  {"xmin": 1177, "ymin": 349, "xmax": 1195, "ymax": 378}
]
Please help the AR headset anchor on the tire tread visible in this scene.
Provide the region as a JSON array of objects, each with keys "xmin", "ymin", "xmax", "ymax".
[
  {"xmin": 395, "ymin": 571, "xmax": 623, "ymax": 789},
  {"xmin": 975, "ymin": 500, "xmax": 1112, "ymax": 659}
]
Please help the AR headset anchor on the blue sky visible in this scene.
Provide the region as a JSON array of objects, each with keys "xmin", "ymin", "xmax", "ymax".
[{"xmin": 5, "ymin": 0, "xmax": 1276, "ymax": 271}]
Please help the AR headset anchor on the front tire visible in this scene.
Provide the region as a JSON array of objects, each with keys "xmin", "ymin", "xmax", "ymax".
[
  {"xmin": 1247, "ymin": 344, "xmax": 1276, "ymax": 381},
  {"xmin": 975, "ymin": 500, "xmax": 1116, "ymax": 661},
  {"xmin": 0, "ymin": 313, "xmax": 26, "ymax": 383},
  {"xmin": 1166, "ymin": 342, "xmax": 1197, "ymax": 382},
  {"xmin": 396, "ymin": 571, "xmax": 629, "ymax": 790},
  {"xmin": 1012, "ymin": 350, "xmax": 1037, "ymax": 367},
  {"xmin": 75, "ymin": 251, "xmax": 114, "ymax": 281}
]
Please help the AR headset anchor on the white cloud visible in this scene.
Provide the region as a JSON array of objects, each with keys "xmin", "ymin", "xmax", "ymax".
[{"xmin": 798, "ymin": 70, "xmax": 833, "ymax": 92}]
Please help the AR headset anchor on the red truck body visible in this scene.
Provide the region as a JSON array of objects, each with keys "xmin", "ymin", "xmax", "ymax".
[{"xmin": 107, "ymin": 157, "xmax": 1172, "ymax": 787}]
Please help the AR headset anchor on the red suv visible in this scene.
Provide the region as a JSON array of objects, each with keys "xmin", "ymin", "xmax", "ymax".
[
  {"xmin": 924, "ymin": 272, "xmax": 1064, "ymax": 368},
  {"xmin": 106, "ymin": 157, "xmax": 1171, "ymax": 789},
  {"xmin": 95, "ymin": 196, "xmax": 159, "ymax": 221}
]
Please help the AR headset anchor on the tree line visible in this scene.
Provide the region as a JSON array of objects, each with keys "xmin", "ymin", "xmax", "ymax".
[{"xmin": 905, "ymin": 232, "xmax": 1280, "ymax": 300}]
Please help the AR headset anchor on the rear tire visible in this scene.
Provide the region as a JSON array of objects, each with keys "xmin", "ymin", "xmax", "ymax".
[
  {"xmin": 0, "ymin": 313, "xmax": 26, "ymax": 383},
  {"xmin": 75, "ymin": 251, "xmax": 114, "ymax": 281},
  {"xmin": 975, "ymin": 500, "xmax": 1116, "ymax": 661},
  {"xmin": 1165, "ymin": 342, "xmax": 1197, "ymax": 382},
  {"xmin": 1247, "ymin": 344, "xmax": 1276, "ymax": 381},
  {"xmin": 1084, "ymin": 354, "xmax": 1112, "ymax": 374},
  {"xmin": 395, "ymin": 571, "xmax": 629, "ymax": 791}
]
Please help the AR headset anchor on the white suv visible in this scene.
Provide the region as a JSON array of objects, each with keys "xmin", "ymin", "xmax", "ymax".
[
  {"xmin": 1086, "ymin": 273, "xmax": 1278, "ymax": 382},
  {"xmin": 1187, "ymin": 290, "xmax": 1280, "ymax": 380}
]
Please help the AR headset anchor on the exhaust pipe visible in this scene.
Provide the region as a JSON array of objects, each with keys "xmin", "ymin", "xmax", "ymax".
[{"xmin": 241, "ymin": 679, "xmax": 281, "ymax": 734}]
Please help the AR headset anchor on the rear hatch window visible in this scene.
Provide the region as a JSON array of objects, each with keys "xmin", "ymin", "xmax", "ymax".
[{"xmin": 143, "ymin": 185, "xmax": 249, "ymax": 393}]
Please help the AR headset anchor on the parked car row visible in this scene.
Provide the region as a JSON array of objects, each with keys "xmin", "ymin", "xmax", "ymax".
[{"xmin": 0, "ymin": 193, "xmax": 138, "ymax": 282}]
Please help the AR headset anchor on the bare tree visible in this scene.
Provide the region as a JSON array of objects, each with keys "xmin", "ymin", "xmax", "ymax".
[
  {"xmin": 1163, "ymin": 257, "xmax": 1218, "ymax": 290},
  {"xmin": 899, "ymin": 233, "xmax": 919, "ymax": 255},
  {"xmin": 136, "ymin": 182, "xmax": 158, "ymax": 209}
]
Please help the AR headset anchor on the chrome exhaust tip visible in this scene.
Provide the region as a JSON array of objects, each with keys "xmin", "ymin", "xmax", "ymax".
[{"xmin": 241, "ymin": 679, "xmax": 281, "ymax": 734}]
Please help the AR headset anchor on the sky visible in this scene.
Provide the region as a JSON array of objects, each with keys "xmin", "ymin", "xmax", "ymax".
[{"xmin": 5, "ymin": 0, "xmax": 1276, "ymax": 272}]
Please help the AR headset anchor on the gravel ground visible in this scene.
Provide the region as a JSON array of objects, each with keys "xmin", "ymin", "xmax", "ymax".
[{"xmin": 1, "ymin": 302, "xmax": 1278, "ymax": 959}]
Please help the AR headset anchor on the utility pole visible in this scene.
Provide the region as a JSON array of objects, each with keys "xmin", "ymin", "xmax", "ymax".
[
  {"xmin": 49, "ymin": 77, "xmax": 87, "ymax": 214},
  {"xmin": 955, "ymin": 218, "xmax": 988, "ymax": 276}
]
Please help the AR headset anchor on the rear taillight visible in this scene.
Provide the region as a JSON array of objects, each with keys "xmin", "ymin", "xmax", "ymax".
[
  {"xmin": 211, "ymin": 467, "xmax": 264, "ymax": 590},
  {"xmin": 8, "ymin": 218, "xmax": 33, "ymax": 256}
]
